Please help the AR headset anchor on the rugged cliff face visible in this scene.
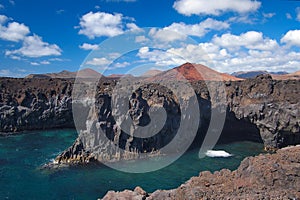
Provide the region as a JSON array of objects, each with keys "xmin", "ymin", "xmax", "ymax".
[
  {"xmin": 0, "ymin": 75, "xmax": 299, "ymax": 164},
  {"xmin": 55, "ymin": 75, "xmax": 299, "ymax": 164},
  {"xmin": 100, "ymin": 145, "xmax": 300, "ymax": 200},
  {"xmin": 0, "ymin": 78, "xmax": 74, "ymax": 133}
]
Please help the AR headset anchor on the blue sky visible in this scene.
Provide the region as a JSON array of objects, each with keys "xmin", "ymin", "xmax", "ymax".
[{"xmin": 0, "ymin": 0, "xmax": 300, "ymax": 77}]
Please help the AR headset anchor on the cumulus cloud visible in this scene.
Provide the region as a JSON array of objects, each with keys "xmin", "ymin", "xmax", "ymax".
[
  {"xmin": 0, "ymin": 14, "xmax": 62, "ymax": 59},
  {"xmin": 173, "ymin": 0, "xmax": 261, "ymax": 16},
  {"xmin": 281, "ymin": 30, "xmax": 300, "ymax": 47},
  {"xmin": 79, "ymin": 43, "xmax": 99, "ymax": 50},
  {"xmin": 212, "ymin": 31, "xmax": 278, "ymax": 51},
  {"xmin": 165, "ymin": 18, "xmax": 229, "ymax": 38},
  {"xmin": 6, "ymin": 35, "xmax": 62, "ymax": 57},
  {"xmin": 137, "ymin": 46, "xmax": 186, "ymax": 66},
  {"xmin": 0, "ymin": 21, "xmax": 30, "ymax": 42},
  {"xmin": 135, "ymin": 29, "xmax": 300, "ymax": 73},
  {"xmin": 148, "ymin": 28, "xmax": 186, "ymax": 42},
  {"xmin": 78, "ymin": 12, "xmax": 123, "ymax": 38},
  {"xmin": 78, "ymin": 11, "xmax": 139, "ymax": 38},
  {"xmin": 146, "ymin": 18, "xmax": 229, "ymax": 43}
]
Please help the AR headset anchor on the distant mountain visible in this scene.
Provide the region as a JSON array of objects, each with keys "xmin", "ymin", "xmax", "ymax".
[
  {"xmin": 272, "ymin": 70, "xmax": 300, "ymax": 80},
  {"xmin": 231, "ymin": 71, "xmax": 268, "ymax": 79},
  {"xmin": 141, "ymin": 69, "xmax": 163, "ymax": 77},
  {"xmin": 232, "ymin": 70, "xmax": 288, "ymax": 79},
  {"xmin": 25, "ymin": 68, "xmax": 103, "ymax": 79},
  {"xmin": 148, "ymin": 63, "xmax": 242, "ymax": 82}
]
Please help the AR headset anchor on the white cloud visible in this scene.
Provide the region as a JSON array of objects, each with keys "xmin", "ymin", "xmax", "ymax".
[
  {"xmin": 227, "ymin": 15, "xmax": 257, "ymax": 24},
  {"xmin": 286, "ymin": 13, "xmax": 292, "ymax": 19},
  {"xmin": 281, "ymin": 30, "xmax": 300, "ymax": 47},
  {"xmin": 126, "ymin": 23, "xmax": 142, "ymax": 32},
  {"xmin": 149, "ymin": 28, "xmax": 186, "ymax": 42},
  {"xmin": 135, "ymin": 30, "xmax": 300, "ymax": 73},
  {"xmin": 135, "ymin": 35, "xmax": 149, "ymax": 43},
  {"xmin": 137, "ymin": 47, "xmax": 186, "ymax": 66},
  {"xmin": 10, "ymin": 55, "xmax": 21, "ymax": 60},
  {"xmin": 110, "ymin": 61, "xmax": 130, "ymax": 69},
  {"xmin": 86, "ymin": 57, "xmax": 111, "ymax": 66},
  {"xmin": 0, "ymin": 21, "xmax": 30, "ymax": 42},
  {"xmin": 78, "ymin": 11, "xmax": 139, "ymax": 38},
  {"xmin": 263, "ymin": 12, "xmax": 275, "ymax": 18},
  {"xmin": 0, "ymin": 15, "xmax": 8, "ymax": 24},
  {"xmin": 30, "ymin": 62, "xmax": 40, "ymax": 66},
  {"xmin": 145, "ymin": 18, "xmax": 229, "ymax": 43},
  {"xmin": 296, "ymin": 7, "xmax": 300, "ymax": 21},
  {"xmin": 6, "ymin": 35, "xmax": 62, "ymax": 57},
  {"xmin": 138, "ymin": 46, "xmax": 149, "ymax": 54},
  {"xmin": 213, "ymin": 31, "xmax": 278, "ymax": 51},
  {"xmin": 165, "ymin": 18, "xmax": 229, "ymax": 38},
  {"xmin": 79, "ymin": 12, "xmax": 123, "ymax": 38},
  {"xmin": 79, "ymin": 43, "xmax": 99, "ymax": 50},
  {"xmin": 40, "ymin": 61, "xmax": 50, "ymax": 65},
  {"xmin": 30, "ymin": 61, "xmax": 50, "ymax": 65},
  {"xmin": 0, "ymin": 15, "xmax": 62, "ymax": 59},
  {"xmin": 173, "ymin": 0, "xmax": 261, "ymax": 16}
]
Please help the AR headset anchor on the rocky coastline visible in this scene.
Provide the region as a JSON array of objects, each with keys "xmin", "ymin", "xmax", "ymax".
[
  {"xmin": 1, "ymin": 74, "xmax": 299, "ymax": 199},
  {"xmin": 100, "ymin": 145, "xmax": 300, "ymax": 200},
  {"xmin": 0, "ymin": 75, "xmax": 299, "ymax": 164}
]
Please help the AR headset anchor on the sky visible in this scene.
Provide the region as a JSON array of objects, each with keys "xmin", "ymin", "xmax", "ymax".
[{"xmin": 0, "ymin": 0, "xmax": 300, "ymax": 77}]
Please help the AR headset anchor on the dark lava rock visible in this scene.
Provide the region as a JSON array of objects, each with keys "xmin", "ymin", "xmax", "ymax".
[{"xmin": 100, "ymin": 145, "xmax": 300, "ymax": 200}]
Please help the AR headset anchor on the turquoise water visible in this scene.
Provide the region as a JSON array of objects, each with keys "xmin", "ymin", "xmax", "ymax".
[{"xmin": 0, "ymin": 130, "xmax": 264, "ymax": 200}]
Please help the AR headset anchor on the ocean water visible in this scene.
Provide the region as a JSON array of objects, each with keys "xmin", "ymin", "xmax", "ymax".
[{"xmin": 0, "ymin": 130, "xmax": 264, "ymax": 200}]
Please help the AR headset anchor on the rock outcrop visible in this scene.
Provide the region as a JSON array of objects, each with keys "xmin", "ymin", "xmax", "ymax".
[
  {"xmin": 0, "ymin": 78, "xmax": 74, "ymax": 133},
  {"xmin": 100, "ymin": 145, "xmax": 300, "ymax": 200}
]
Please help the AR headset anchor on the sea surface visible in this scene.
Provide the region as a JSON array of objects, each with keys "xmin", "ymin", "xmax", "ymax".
[{"xmin": 0, "ymin": 129, "xmax": 264, "ymax": 200}]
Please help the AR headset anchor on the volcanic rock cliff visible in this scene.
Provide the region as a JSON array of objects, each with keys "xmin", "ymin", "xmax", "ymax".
[
  {"xmin": 0, "ymin": 78, "xmax": 74, "ymax": 133},
  {"xmin": 0, "ymin": 71, "xmax": 299, "ymax": 164},
  {"xmin": 55, "ymin": 74, "xmax": 299, "ymax": 165},
  {"xmin": 100, "ymin": 145, "xmax": 300, "ymax": 200}
]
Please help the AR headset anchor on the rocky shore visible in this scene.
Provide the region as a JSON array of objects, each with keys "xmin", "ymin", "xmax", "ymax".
[
  {"xmin": 0, "ymin": 74, "xmax": 299, "ymax": 164},
  {"xmin": 100, "ymin": 145, "xmax": 300, "ymax": 200}
]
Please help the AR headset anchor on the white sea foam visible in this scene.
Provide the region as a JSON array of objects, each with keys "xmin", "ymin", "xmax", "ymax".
[{"xmin": 205, "ymin": 150, "xmax": 232, "ymax": 158}]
